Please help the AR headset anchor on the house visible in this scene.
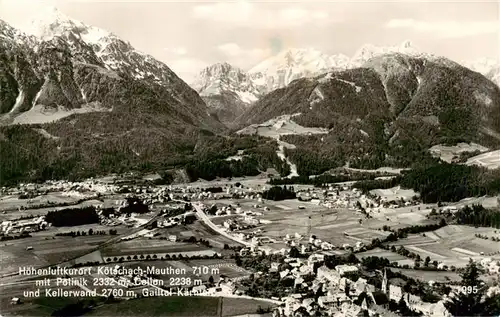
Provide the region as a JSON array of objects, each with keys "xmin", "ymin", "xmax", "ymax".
[
  {"xmin": 369, "ymin": 291, "xmax": 390, "ymax": 310},
  {"xmin": 294, "ymin": 277, "xmax": 304, "ymax": 287},
  {"xmin": 317, "ymin": 266, "xmax": 341, "ymax": 284},
  {"xmin": 405, "ymin": 293, "xmax": 422, "ymax": 306},
  {"xmin": 11, "ymin": 297, "xmax": 21, "ymax": 305},
  {"xmin": 336, "ymin": 264, "xmax": 359, "ymax": 276},
  {"xmin": 270, "ymin": 262, "xmax": 280, "ymax": 272},
  {"xmin": 284, "ymin": 297, "xmax": 301, "ymax": 316},
  {"xmin": 339, "ymin": 302, "xmax": 365, "ymax": 317},
  {"xmin": 168, "ymin": 235, "xmax": 177, "ymax": 242},
  {"xmin": 219, "ymin": 281, "xmax": 235, "ymax": 294},
  {"xmin": 318, "ymin": 295, "xmax": 336, "ymax": 308},
  {"xmin": 192, "ymin": 285, "xmax": 207, "ymax": 294},
  {"xmin": 389, "ymin": 285, "xmax": 403, "ymax": 302},
  {"xmin": 353, "ymin": 278, "xmax": 374, "ymax": 295},
  {"xmin": 302, "ymin": 298, "xmax": 315, "ymax": 311}
]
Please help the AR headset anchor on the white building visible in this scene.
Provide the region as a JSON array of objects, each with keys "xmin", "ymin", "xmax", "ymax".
[{"xmin": 335, "ymin": 265, "xmax": 359, "ymax": 276}]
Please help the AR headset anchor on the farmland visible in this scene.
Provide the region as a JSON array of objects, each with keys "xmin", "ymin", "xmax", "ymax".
[
  {"xmin": 356, "ymin": 248, "xmax": 414, "ymax": 266},
  {"xmin": 86, "ymin": 296, "xmax": 275, "ymax": 316},
  {"xmin": 389, "ymin": 268, "xmax": 461, "ymax": 283},
  {"xmin": 208, "ymin": 197, "xmax": 436, "ymax": 249},
  {"xmin": 100, "ymin": 238, "xmax": 212, "ymax": 258},
  {"xmin": 386, "ymin": 225, "xmax": 500, "ymax": 268},
  {"xmin": 0, "ymin": 234, "xmax": 112, "ymax": 275},
  {"xmin": 466, "ymin": 149, "xmax": 500, "ymax": 169}
]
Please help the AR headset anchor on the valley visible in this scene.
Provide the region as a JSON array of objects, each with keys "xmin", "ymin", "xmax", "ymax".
[{"xmin": 1, "ymin": 3, "xmax": 500, "ymax": 317}]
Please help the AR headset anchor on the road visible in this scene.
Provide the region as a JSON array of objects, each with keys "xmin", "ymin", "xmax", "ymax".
[{"xmin": 192, "ymin": 203, "xmax": 252, "ymax": 247}]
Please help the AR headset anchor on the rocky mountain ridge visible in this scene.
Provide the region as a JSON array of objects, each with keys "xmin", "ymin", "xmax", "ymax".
[
  {"xmin": 192, "ymin": 41, "xmax": 451, "ymax": 126},
  {"xmin": 463, "ymin": 57, "xmax": 500, "ymax": 87},
  {"xmin": 0, "ymin": 7, "xmax": 222, "ymax": 131},
  {"xmin": 235, "ymin": 52, "xmax": 500, "ymax": 173}
]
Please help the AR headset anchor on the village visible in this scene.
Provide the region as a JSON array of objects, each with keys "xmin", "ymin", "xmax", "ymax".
[{"xmin": 1, "ymin": 175, "xmax": 500, "ymax": 316}]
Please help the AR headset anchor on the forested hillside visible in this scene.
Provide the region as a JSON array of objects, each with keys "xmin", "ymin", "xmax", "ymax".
[{"xmin": 236, "ymin": 54, "xmax": 500, "ymax": 175}]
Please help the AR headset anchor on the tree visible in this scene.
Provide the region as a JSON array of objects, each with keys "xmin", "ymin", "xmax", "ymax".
[
  {"xmin": 289, "ymin": 246, "xmax": 301, "ymax": 258},
  {"xmin": 424, "ymin": 256, "xmax": 431, "ymax": 267},
  {"xmin": 444, "ymin": 259, "xmax": 488, "ymax": 316},
  {"xmin": 208, "ymin": 275, "xmax": 214, "ymax": 285}
]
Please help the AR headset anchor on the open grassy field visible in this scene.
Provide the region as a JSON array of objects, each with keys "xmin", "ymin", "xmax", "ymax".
[
  {"xmin": 185, "ymin": 259, "xmax": 252, "ymax": 279},
  {"xmin": 386, "ymin": 225, "xmax": 500, "ymax": 268},
  {"xmin": 212, "ymin": 196, "xmax": 439, "ymax": 249},
  {"xmin": 187, "ymin": 221, "xmax": 243, "ymax": 248},
  {"xmin": 369, "ymin": 186, "xmax": 418, "ymax": 202},
  {"xmin": 356, "ymin": 248, "xmax": 414, "ymax": 266},
  {"xmin": 112, "ymin": 258, "xmax": 250, "ymax": 285},
  {"xmin": 466, "ymin": 149, "xmax": 500, "ymax": 169},
  {"xmin": 89, "ymin": 296, "xmax": 221, "ymax": 316},
  {"xmin": 390, "ymin": 268, "xmax": 461, "ymax": 283},
  {"xmin": 101, "ymin": 238, "xmax": 208, "ymax": 257},
  {"xmin": 0, "ymin": 192, "xmax": 88, "ymax": 211},
  {"xmin": 429, "ymin": 143, "xmax": 488, "ymax": 163},
  {"xmin": 85, "ymin": 296, "xmax": 275, "ymax": 317},
  {"xmin": 221, "ymin": 297, "xmax": 275, "ymax": 316},
  {"xmin": 0, "ymin": 234, "xmax": 111, "ymax": 275},
  {"xmin": 0, "ymin": 284, "xmax": 92, "ymax": 316}
]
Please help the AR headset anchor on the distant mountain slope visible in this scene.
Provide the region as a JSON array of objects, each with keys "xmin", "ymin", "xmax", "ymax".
[
  {"xmin": 248, "ymin": 48, "xmax": 351, "ymax": 92},
  {"xmin": 236, "ymin": 53, "xmax": 500, "ymax": 173},
  {"xmin": 463, "ymin": 58, "xmax": 500, "ymax": 87},
  {"xmin": 191, "ymin": 62, "xmax": 261, "ymax": 126},
  {"xmin": 0, "ymin": 8, "xmax": 241, "ymax": 185},
  {"xmin": 193, "ymin": 41, "xmax": 440, "ymax": 124},
  {"xmin": 0, "ymin": 7, "xmax": 223, "ymax": 131}
]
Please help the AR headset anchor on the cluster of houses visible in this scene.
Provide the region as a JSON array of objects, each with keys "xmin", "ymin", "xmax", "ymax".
[
  {"xmin": 480, "ymin": 257, "xmax": 500, "ymax": 275},
  {"xmin": 264, "ymin": 254, "xmax": 452, "ymax": 317},
  {"xmin": 0, "ymin": 216, "xmax": 48, "ymax": 234}
]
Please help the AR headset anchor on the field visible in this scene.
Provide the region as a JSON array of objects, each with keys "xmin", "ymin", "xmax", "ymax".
[
  {"xmin": 356, "ymin": 248, "xmax": 414, "ymax": 266},
  {"xmin": 429, "ymin": 143, "xmax": 488, "ymax": 163},
  {"xmin": 237, "ymin": 114, "xmax": 329, "ymax": 138},
  {"xmin": 0, "ymin": 234, "xmax": 112, "ymax": 275},
  {"xmin": 0, "ymin": 283, "xmax": 92, "ymax": 316},
  {"xmin": 369, "ymin": 186, "xmax": 418, "ymax": 202},
  {"xmin": 115, "ymin": 258, "xmax": 251, "ymax": 286},
  {"xmin": 187, "ymin": 221, "xmax": 243, "ymax": 248},
  {"xmin": 390, "ymin": 268, "xmax": 461, "ymax": 283},
  {"xmin": 185, "ymin": 259, "xmax": 252, "ymax": 279},
  {"xmin": 207, "ymin": 197, "xmax": 440, "ymax": 250},
  {"xmin": 100, "ymin": 238, "xmax": 210, "ymax": 258},
  {"xmin": 386, "ymin": 225, "xmax": 500, "ymax": 268},
  {"xmin": 0, "ymin": 192, "xmax": 86, "ymax": 212},
  {"xmin": 86, "ymin": 296, "xmax": 275, "ymax": 316},
  {"xmin": 466, "ymin": 149, "xmax": 500, "ymax": 169}
]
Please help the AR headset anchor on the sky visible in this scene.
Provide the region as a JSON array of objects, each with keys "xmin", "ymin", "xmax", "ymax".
[{"xmin": 1, "ymin": 0, "xmax": 499, "ymax": 83}]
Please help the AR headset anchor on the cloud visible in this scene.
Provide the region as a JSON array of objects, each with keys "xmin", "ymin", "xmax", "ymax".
[
  {"xmin": 192, "ymin": 2, "xmax": 337, "ymax": 29},
  {"xmin": 217, "ymin": 43, "xmax": 271, "ymax": 60},
  {"xmin": 385, "ymin": 19, "xmax": 499, "ymax": 38},
  {"xmin": 164, "ymin": 47, "xmax": 187, "ymax": 56},
  {"xmin": 167, "ymin": 57, "xmax": 208, "ymax": 83}
]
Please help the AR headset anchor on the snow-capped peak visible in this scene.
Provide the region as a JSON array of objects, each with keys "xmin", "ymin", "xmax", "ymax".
[
  {"xmin": 249, "ymin": 47, "xmax": 341, "ymax": 74},
  {"xmin": 463, "ymin": 57, "xmax": 499, "ymax": 74},
  {"xmin": 21, "ymin": 6, "xmax": 114, "ymax": 45},
  {"xmin": 192, "ymin": 62, "xmax": 261, "ymax": 102},
  {"xmin": 350, "ymin": 40, "xmax": 424, "ymax": 66}
]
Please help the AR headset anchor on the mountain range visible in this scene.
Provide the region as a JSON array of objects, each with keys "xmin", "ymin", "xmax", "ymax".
[
  {"xmin": 0, "ymin": 7, "xmax": 222, "ymax": 130},
  {"xmin": 192, "ymin": 40, "xmax": 499, "ymax": 126},
  {"xmin": 1, "ymin": 8, "xmax": 500, "ymax": 185},
  {"xmin": 463, "ymin": 58, "xmax": 500, "ymax": 87}
]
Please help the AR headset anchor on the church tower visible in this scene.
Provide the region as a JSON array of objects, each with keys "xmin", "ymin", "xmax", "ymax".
[{"xmin": 381, "ymin": 268, "xmax": 388, "ymax": 295}]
